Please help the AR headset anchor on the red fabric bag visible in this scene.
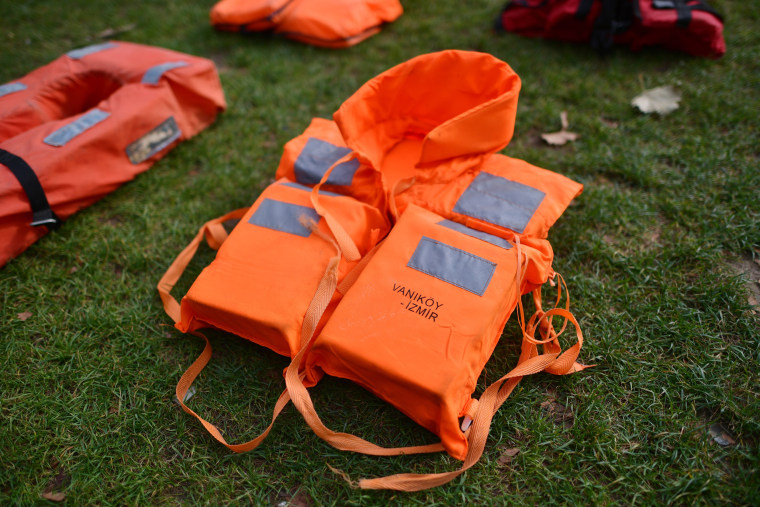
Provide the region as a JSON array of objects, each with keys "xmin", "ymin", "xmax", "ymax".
[{"xmin": 497, "ymin": 0, "xmax": 725, "ymax": 58}]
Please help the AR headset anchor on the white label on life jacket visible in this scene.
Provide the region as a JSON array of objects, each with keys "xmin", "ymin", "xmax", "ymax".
[
  {"xmin": 126, "ymin": 117, "xmax": 182, "ymax": 164},
  {"xmin": 43, "ymin": 109, "xmax": 110, "ymax": 147}
]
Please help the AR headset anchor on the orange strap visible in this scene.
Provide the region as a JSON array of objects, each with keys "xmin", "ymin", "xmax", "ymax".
[
  {"xmin": 357, "ymin": 308, "xmax": 584, "ymax": 491},
  {"xmin": 175, "ymin": 331, "xmax": 291, "ymax": 453},
  {"xmin": 160, "ymin": 207, "xmax": 287, "ymax": 453},
  {"xmin": 285, "ymin": 338, "xmax": 446, "ymax": 456},
  {"xmin": 157, "ymin": 208, "xmax": 248, "ymax": 323},
  {"xmin": 309, "ymin": 153, "xmax": 361, "ymax": 261},
  {"xmin": 286, "ymin": 215, "xmax": 444, "ymax": 455}
]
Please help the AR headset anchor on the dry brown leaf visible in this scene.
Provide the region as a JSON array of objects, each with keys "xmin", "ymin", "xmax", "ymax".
[
  {"xmin": 97, "ymin": 23, "xmax": 136, "ymax": 39},
  {"xmin": 541, "ymin": 111, "xmax": 580, "ymax": 146},
  {"xmin": 632, "ymin": 86, "xmax": 681, "ymax": 115},
  {"xmin": 41, "ymin": 492, "xmax": 66, "ymax": 502},
  {"xmin": 18, "ymin": 311, "xmax": 32, "ymax": 321},
  {"xmin": 709, "ymin": 423, "xmax": 736, "ymax": 446},
  {"xmin": 497, "ymin": 447, "xmax": 520, "ymax": 465}
]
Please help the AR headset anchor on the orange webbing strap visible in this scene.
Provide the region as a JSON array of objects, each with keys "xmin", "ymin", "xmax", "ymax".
[
  {"xmin": 157, "ymin": 208, "xmax": 248, "ymax": 324},
  {"xmin": 309, "ymin": 153, "xmax": 361, "ymax": 261},
  {"xmin": 175, "ymin": 331, "xmax": 291, "ymax": 453},
  {"xmin": 336, "ymin": 239, "xmax": 382, "ymax": 295},
  {"xmin": 527, "ymin": 274, "xmax": 591, "ymax": 375},
  {"xmin": 286, "ymin": 220, "xmax": 445, "ymax": 455},
  {"xmin": 357, "ymin": 309, "xmax": 584, "ymax": 491},
  {"xmin": 160, "ymin": 207, "xmax": 288, "ymax": 453},
  {"xmin": 285, "ymin": 339, "xmax": 446, "ymax": 456}
]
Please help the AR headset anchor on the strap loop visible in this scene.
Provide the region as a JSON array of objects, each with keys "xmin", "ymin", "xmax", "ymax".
[
  {"xmin": 157, "ymin": 208, "xmax": 247, "ymax": 324},
  {"xmin": 0, "ymin": 148, "xmax": 61, "ymax": 230}
]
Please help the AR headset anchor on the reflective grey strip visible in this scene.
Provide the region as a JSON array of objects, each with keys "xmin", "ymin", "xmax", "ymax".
[
  {"xmin": 453, "ymin": 172, "xmax": 546, "ymax": 234},
  {"xmin": 280, "ymin": 181, "xmax": 343, "ymax": 198},
  {"xmin": 141, "ymin": 61, "xmax": 189, "ymax": 85},
  {"xmin": 407, "ymin": 237, "xmax": 495, "ymax": 296},
  {"xmin": 436, "ymin": 220, "xmax": 512, "ymax": 250},
  {"xmin": 294, "ymin": 138, "xmax": 359, "ymax": 186},
  {"xmin": 248, "ymin": 199, "xmax": 320, "ymax": 237},
  {"xmin": 0, "ymin": 82, "xmax": 26, "ymax": 98},
  {"xmin": 43, "ymin": 109, "xmax": 110, "ymax": 147},
  {"xmin": 66, "ymin": 42, "xmax": 118, "ymax": 60}
]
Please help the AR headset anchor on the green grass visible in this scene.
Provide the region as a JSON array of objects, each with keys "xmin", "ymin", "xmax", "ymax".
[{"xmin": 1, "ymin": 0, "xmax": 758, "ymax": 504}]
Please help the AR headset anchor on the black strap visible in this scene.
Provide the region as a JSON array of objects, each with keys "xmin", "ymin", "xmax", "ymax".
[
  {"xmin": 576, "ymin": 0, "xmax": 596, "ymax": 19},
  {"xmin": 652, "ymin": 0, "xmax": 723, "ymax": 27},
  {"xmin": 0, "ymin": 148, "xmax": 61, "ymax": 229},
  {"xmin": 674, "ymin": 0, "xmax": 692, "ymax": 27}
]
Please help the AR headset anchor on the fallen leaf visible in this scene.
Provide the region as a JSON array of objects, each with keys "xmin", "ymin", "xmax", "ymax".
[
  {"xmin": 600, "ymin": 117, "xmax": 619, "ymax": 128},
  {"xmin": 541, "ymin": 111, "xmax": 580, "ymax": 146},
  {"xmin": 497, "ymin": 447, "xmax": 520, "ymax": 465},
  {"xmin": 632, "ymin": 86, "xmax": 681, "ymax": 115},
  {"xmin": 18, "ymin": 312, "xmax": 32, "ymax": 321},
  {"xmin": 541, "ymin": 400, "xmax": 574, "ymax": 427},
  {"xmin": 709, "ymin": 423, "xmax": 736, "ymax": 446},
  {"xmin": 97, "ymin": 23, "xmax": 136, "ymax": 39},
  {"xmin": 41, "ymin": 492, "xmax": 66, "ymax": 502}
]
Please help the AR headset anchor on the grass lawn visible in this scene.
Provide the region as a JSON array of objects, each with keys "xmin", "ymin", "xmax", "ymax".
[{"xmin": 1, "ymin": 0, "xmax": 758, "ymax": 504}]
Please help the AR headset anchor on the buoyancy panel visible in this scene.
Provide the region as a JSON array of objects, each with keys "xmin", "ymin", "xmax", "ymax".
[{"xmin": 0, "ymin": 41, "xmax": 226, "ymax": 267}]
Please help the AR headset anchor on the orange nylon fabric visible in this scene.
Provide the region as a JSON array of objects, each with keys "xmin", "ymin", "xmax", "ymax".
[
  {"xmin": 210, "ymin": 0, "xmax": 402, "ymax": 48},
  {"xmin": 0, "ymin": 41, "xmax": 226, "ymax": 268}
]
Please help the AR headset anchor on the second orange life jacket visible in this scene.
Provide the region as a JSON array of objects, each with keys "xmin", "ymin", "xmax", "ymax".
[{"xmin": 210, "ymin": 0, "xmax": 403, "ymax": 48}]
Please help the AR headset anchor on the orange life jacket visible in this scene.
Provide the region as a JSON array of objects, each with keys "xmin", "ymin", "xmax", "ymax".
[
  {"xmin": 160, "ymin": 50, "xmax": 588, "ymax": 490},
  {"xmin": 210, "ymin": 0, "xmax": 403, "ymax": 48},
  {"xmin": 0, "ymin": 41, "xmax": 226, "ymax": 268}
]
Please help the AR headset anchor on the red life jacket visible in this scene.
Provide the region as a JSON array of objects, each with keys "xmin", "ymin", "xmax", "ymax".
[
  {"xmin": 497, "ymin": 0, "xmax": 725, "ymax": 58},
  {"xmin": 0, "ymin": 41, "xmax": 226, "ymax": 267}
]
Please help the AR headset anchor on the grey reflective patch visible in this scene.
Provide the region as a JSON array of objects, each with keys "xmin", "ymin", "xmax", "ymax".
[
  {"xmin": 141, "ymin": 61, "xmax": 189, "ymax": 85},
  {"xmin": 280, "ymin": 181, "xmax": 343, "ymax": 198},
  {"xmin": 453, "ymin": 172, "xmax": 545, "ymax": 234},
  {"xmin": 126, "ymin": 117, "xmax": 182, "ymax": 164},
  {"xmin": 436, "ymin": 220, "xmax": 512, "ymax": 250},
  {"xmin": 294, "ymin": 138, "xmax": 359, "ymax": 186},
  {"xmin": 0, "ymin": 82, "xmax": 26, "ymax": 98},
  {"xmin": 43, "ymin": 109, "xmax": 110, "ymax": 147},
  {"xmin": 66, "ymin": 42, "xmax": 118, "ymax": 60},
  {"xmin": 248, "ymin": 199, "xmax": 320, "ymax": 237},
  {"xmin": 407, "ymin": 237, "xmax": 495, "ymax": 296}
]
